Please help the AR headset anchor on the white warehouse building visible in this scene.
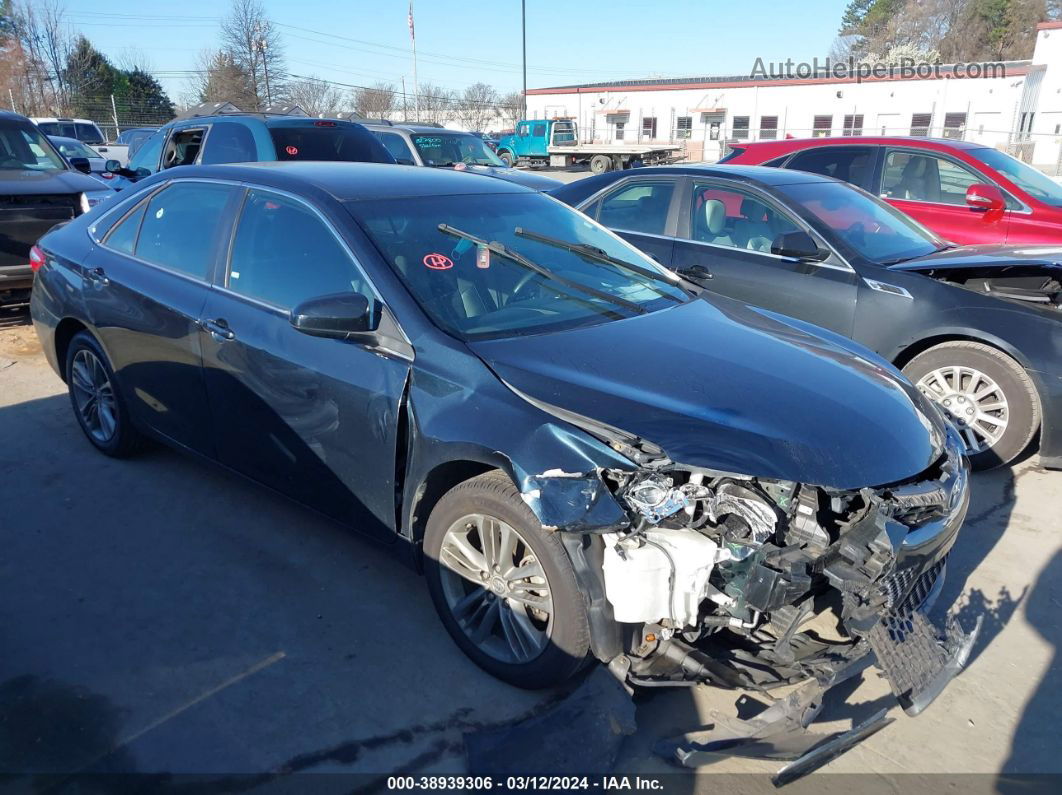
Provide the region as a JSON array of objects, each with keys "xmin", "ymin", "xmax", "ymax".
[{"xmin": 525, "ymin": 21, "xmax": 1062, "ymax": 170}]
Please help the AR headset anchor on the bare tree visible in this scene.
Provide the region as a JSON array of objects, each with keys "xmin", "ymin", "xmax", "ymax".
[
  {"xmin": 495, "ymin": 90, "xmax": 524, "ymax": 128},
  {"xmin": 456, "ymin": 82, "xmax": 498, "ymax": 131},
  {"xmin": 220, "ymin": 0, "xmax": 285, "ymax": 110},
  {"xmin": 353, "ymin": 81, "xmax": 396, "ymax": 119},
  {"xmin": 286, "ymin": 75, "xmax": 346, "ymax": 117},
  {"xmin": 5, "ymin": 0, "xmax": 72, "ymax": 114},
  {"xmin": 416, "ymin": 82, "xmax": 458, "ymax": 125},
  {"xmin": 191, "ymin": 49, "xmax": 253, "ymax": 107}
]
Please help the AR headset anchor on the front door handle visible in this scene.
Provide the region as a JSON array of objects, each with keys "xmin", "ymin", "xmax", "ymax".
[
  {"xmin": 85, "ymin": 267, "xmax": 109, "ymax": 286},
  {"xmin": 201, "ymin": 317, "xmax": 235, "ymax": 341}
]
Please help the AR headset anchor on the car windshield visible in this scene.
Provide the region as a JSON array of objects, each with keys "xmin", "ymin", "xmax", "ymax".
[
  {"xmin": 969, "ymin": 147, "xmax": 1062, "ymax": 207},
  {"xmin": 268, "ymin": 123, "xmax": 395, "ymax": 163},
  {"xmin": 0, "ymin": 123, "xmax": 67, "ymax": 171},
  {"xmin": 350, "ymin": 192, "xmax": 688, "ymax": 340},
  {"xmin": 776, "ymin": 181, "xmax": 942, "ymax": 264},
  {"xmin": 410, "ymin": 133, "xmax": 505, "ymax": 167},
  {"xmin": 54, "ymin": 139, "xmax": 98, "ymax": 160}
]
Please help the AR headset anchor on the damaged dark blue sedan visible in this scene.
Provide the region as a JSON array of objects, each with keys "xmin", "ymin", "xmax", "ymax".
[{"xmin": 30, "ymin": 163, "xmax": 977, "ymax": 770}]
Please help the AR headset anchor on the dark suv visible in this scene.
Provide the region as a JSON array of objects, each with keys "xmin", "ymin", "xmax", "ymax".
[
  {"xmin": 114, "ymin": 114, "xmax": 394, "ymax": 189},
  {"xmin": 0, "ymin": 111, "xmax": 114, "ymax": 305}
]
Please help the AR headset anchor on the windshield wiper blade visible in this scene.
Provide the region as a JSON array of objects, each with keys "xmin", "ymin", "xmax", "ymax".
[
  {"xmin": 437, "ymin": 224, "xmax": 647, "ymax": 315},
  {"xmin": 514, "ymin": 227, "xmax": 686, "ymax": 303}
]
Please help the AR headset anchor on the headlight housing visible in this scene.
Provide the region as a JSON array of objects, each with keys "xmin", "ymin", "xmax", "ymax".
[{"xmin": 80, "ymin": 190, "xmax": 115, "ymax": 213}]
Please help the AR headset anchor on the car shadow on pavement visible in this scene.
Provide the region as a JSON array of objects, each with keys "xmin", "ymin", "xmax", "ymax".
[{"xmin": 999, "ymin": 548, "xmax": 1062, "ymax": 781}]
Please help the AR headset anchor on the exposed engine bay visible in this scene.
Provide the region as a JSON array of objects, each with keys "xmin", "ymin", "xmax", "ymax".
[
  {"xmin": 915, "ymin": 263, "xmax": 1062, "ymax": 309},
  {"xmin": 593, "ymin": 436, "xmax": 972, "ymax": 704}
]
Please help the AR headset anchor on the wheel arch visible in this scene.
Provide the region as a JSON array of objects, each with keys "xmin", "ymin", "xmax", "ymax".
[
  {"xmin": 53, "ymin": 317, "xmax": 92, "ymax": 382},
  {"xmin": 409, "ymin": 459, "xmax": 501, "ymax": 545}
]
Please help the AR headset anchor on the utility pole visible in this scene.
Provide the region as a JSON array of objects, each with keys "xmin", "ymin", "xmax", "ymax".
[
  {"xmin": 255, "ymin": 21, "xmax": 272, "ymax": 108},
  {"xmin": 521, "ymin": 0, "xmax": 527, "ymax": 119},
  {"xmin": 409, "ymin": 1, "xmax": 420, "ymax": 122},
  {"xmin": 402, "ymin": 76, "xmax": 408, "ymax": 122}
]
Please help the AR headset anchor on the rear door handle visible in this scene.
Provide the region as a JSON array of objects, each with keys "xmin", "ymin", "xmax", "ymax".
[
  {"xmin": 200, "ymin": 317, "xmax": 235, "ymax": 341},
  {"xmin": 85, "ymin": 267, "xmax": 109, "ymax": 286}
]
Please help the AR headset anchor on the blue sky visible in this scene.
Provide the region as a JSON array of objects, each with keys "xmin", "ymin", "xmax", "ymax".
[{"xmin": 68, "ymin": 1, "xmax": 850, "ymax": 102}]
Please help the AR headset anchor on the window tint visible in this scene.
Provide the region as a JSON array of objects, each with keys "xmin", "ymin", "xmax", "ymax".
[
  {"xmin": 689, "ymin": 183, "xmax": 800, "ymax": 253},
  {"xmin": 377, "ymin": 131, "xmax": 415, "ymax": 163},
  {"xmin": 786, "ymin": 147, "xmax": 875, "ymax": 190},
  {"xmin": 597, "ymin": 180, "xmax": 674, "ymax": 235},
  {"xmin": 106, "ymin": 201, "xmax": 148, "ymax": 255},
  {"xmin": 128, "ymin": 131, "xmax": 164, "ymax": 174},
  {"xmin": 268, "ymin": 123, "xmax": 394, "ymax": 163},
  {"xmin": 76, "ymin": 123, "xmax": 104, "ymax": 144},
  {"xmin": 882, "ymin": 151, "xmax": 982, "ymax": 205},
  {"xmin": 36, "ymin": 122, "xmax": 60, "ymax": 136},
  {"xmin": 134, "ymin": 182, "xmax": 235, "ymax": 278},
  {"xmin": 532, "ymin": 123, "xmax": 546, "ymax": 137},
  {"xmin": 200, "ymin": 121, "xmax": 257, "ymax": 164},
  {"xmin": 227, "ymin": 189, "xmax": 376, "ymax": 309}
]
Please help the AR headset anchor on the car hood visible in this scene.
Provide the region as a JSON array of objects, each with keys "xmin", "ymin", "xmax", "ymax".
[
  {"xmin": 891, "ymin": 243, "xmax": 1062, "ymax": 273},
  {"xmin": 469, "ymin": 296, "xmax": 946, "ymax": 490},
  {"xmin": 0, "ymin": 167, "xmax": 103, "ymax": 195},
  {"xmin": 458, "ymin": 164, "xmax": 562, "ymax": 190}
]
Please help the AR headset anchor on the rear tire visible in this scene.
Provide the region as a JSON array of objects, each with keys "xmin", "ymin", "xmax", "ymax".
[
  {"xmin": 65, "ymin": 331, "xmax": 145, "ymax": 458},
  {"xmin": 902, "ymin": 341, "xmax": 1039, "ymax": 470},
  {"xmin": 423, "ymin": 470, "xmax": 591, "ymax": 689},
  {"xmin": 498, "ymin": 150, "xmax": 514, "ymax": 167},
  {"xmin": 590, "ymin": 154, "xmax": 611, "ymax": 175}
]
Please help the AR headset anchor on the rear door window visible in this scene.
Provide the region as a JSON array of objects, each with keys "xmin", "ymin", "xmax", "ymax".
[
  {"xmin": 596, "ymin": 180, "xmax": 676, "ymax": 235},
  {"xmin": 200, "ymin": 121, "xmax": 257, "ymax": 164},
  {"xmin": 268, "ymin": 123, "xmax": 394, "ymax": 163},
  {"xmin": 134, "ymin": 182, "xmax": 236, "ymax": 279},
  {"xmin": 75, "ymin": 123, "xmax": 104, "ymax": 144},
  {"xmin": 785, "ymin": 147, "xmax": 876, "ymax": 190}
]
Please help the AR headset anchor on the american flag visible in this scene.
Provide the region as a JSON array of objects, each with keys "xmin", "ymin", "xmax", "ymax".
[{"xmin": 408, "ymin": 1, "xmax": 415, "ymax": 42}]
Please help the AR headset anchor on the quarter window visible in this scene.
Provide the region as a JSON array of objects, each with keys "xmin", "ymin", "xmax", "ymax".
[
  {"xmin": 596, "ymin": 180, "xmax": 675, "ymax": 235},
  {"xmin": 134, "ymin": 182, "xmax": 235, "ymax": 278},
  {"xmin": 227, "ymin": 189, "xmax": 376, "ymax": 309},
  {"xmin": 688, "ymin": 183, "xmax": 800, "ymax": 253},
  {"xmin": 882, "ymin": 151, "xmax": 982, "ymax": 205},
  {"xmin": 377, "ymin": 131, "xmax": 415, "ymax": 164},
  {"xmin": 105, "ymin": 201, "xmax": 148, "ymax": 255}
]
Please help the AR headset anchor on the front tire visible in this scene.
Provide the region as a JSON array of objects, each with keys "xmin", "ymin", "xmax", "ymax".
[
  {"xmin": 423, "ymin": 471, "xmax": 590, "ymax": 689},
  {"xmin": 65, "ymin": 331, "xmax": 145, "ymax": 457},
  {"xmin": 903, "ymin": 341, "xmax": 1039, "ymax": 470}
]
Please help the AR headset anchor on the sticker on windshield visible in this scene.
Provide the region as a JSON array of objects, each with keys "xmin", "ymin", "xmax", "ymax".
[
  {"xmin": 454, "ymin": 162, "xmax": 467, "ymax": 171},
  {"xmin": 285, "ymin": 145, "xmax": 298, "ymax": 156},
  {"xmin": 476, "ymin": 245, "xmax": 490, "ymax": 269},
  {"xmin": 423, "ymin": 253, "xmax": 454, "ymax": 270}
]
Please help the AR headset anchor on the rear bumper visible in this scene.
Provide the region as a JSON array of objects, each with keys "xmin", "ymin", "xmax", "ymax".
[{"xmin": 0, "ymin": 265, "xmax": 33, "ymax": 300}]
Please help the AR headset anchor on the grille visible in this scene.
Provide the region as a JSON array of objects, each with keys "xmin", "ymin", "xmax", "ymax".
[
  {"xmin": 881, "ymin": 555, "xmax": 947, "ymax": 615},
  {"xmin": 0, "ymin": 194, "xmax": 80, "ymax": 210}
]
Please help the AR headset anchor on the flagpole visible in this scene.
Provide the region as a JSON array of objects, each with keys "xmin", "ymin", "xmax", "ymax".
[{"xmin": 409, "ymin": 0, "xmax": 420, "ymax": 122}]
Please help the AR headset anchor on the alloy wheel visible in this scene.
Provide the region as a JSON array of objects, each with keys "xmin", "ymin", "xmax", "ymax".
[
  {"xmin": 916, "ymin": 365, "xmax": 1009, "ymax": 454},
  {"xmin": 70, "ymin": 348, "xmax": 119, "ymax": 443},
  {"xmin": 438, "ymin": 513, "xmax": 553, "ymax": 664}
]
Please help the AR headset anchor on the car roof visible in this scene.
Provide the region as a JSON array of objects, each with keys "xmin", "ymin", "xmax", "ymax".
[
  {"xmin": 47, "ymin": 135, "xmax": 94, "ymax": 147},
  {"xmin": 367, "ymin": 123, "xmax": 473, "ymax": 135},
  {"xmin": 162, "ymin": 161, "xmax": 532, "ymax": 201},
  {"xmin": 30, "ymin": 116, "xmax": 98, "ymax": 124},
  {"xmin": 0, "ymin": 110, "xmax": 34, "ymax": 124},
  {"xmin": 737, "ymin": 136, "xmax": 990, "ymax": 152},
  {"xmin": 605, "ymin": 163, "xmax": 835, "ymax": 185}
]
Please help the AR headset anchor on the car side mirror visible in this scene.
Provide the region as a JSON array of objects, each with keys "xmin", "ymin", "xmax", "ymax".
[
  {"xmin": 105, "ymin": 159, "xmax": 121, "ymax": 173},
  {"xmin": 771, "ymin": 230, "xmax": 828, "ymax": 261},
  {"xmin": 966, "ymin": 182, "xmax": 1006, "ymax": 213},
  {"xmin": 70, "ymin": 157, "xmax": 91, "ymax": 174},
  {"xmin": 290, "ymin": 292, "xmax": 378, "ymax": 339}
]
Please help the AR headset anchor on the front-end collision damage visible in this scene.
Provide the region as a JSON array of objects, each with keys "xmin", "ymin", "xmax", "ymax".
[{"xmin": 525, "ymin": 405, "xmax": 979, "ymax": 781}]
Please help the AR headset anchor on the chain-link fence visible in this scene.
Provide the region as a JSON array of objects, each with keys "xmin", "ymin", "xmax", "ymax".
[{"xmin": 4, "ymin": 92, "xmax": 175, "ymax": 142}]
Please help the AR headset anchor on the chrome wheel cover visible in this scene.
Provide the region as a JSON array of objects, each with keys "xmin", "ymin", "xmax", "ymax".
[
  {"xmin": 916, "ymin": 365, "xmax": 1009, "ymax": 455},
  {"xmin": 70, "ymin": 349, "xmax": 118, "ymax": 443},
  {"xmin": 438, "ymin": 513, "xmax": 553, "ymax": 664}
]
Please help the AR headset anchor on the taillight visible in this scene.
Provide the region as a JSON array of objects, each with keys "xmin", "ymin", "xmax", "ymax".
[
  {"xmin": 313, "ymin": 120, "xmax": 336, "ymax": 127},
  {"xmin": 29, "ymin": 245, "xmax": 46, "ymax": 272}
]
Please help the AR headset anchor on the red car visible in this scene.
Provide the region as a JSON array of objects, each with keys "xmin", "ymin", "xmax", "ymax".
[{"xmin": 722, "ymin": 136, "xmax": 1062, "ymax": 245}]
